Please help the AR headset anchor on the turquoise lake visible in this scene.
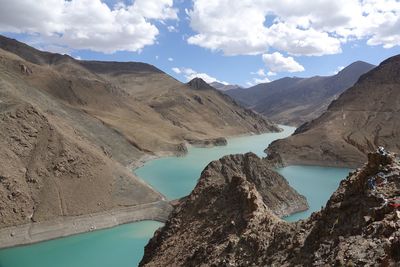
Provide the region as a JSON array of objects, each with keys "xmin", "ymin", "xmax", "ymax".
[
  {"xmin": 0, "ymin": 125, "xmax": 351, "ymax": 267},
  {"xmin": 0, "ymin": 221, "xmax": 162, "ymax": 267},
  {"xmin": 135, "ymin": 125, "xmax": 297, "ymax": 200}
]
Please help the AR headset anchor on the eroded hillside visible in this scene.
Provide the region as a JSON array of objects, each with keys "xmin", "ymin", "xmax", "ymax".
[
  {"xmin": 0, "ymin": 35, "xmax": 278, "ymax": 229},
  {"xmin": 267, "ymin": 55, "xmax": 400, "ymax": 168}
]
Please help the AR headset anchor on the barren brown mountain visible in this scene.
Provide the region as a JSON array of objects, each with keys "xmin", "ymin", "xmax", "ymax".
[
  {"xmin": 226, "ymin": 61, "xmax": 375, "ymax": 126},
  {"xmin": 141, "ymin": 151, "xmax": 400, "ymax": 266},
  {"xmin": 267, "ymin": 55, "xmax": 400, "ymax": 168},
  {"xmin": 0, "ymin": 35, "xmax": 278, "ymax": 230}
]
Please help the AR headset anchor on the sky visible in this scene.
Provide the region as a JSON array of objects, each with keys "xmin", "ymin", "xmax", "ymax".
[{"xmin": 0, "ymin": 0, "xmax": 400, "ymax": 87}]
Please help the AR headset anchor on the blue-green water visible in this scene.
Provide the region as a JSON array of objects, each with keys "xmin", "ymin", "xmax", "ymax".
[
  {"xmin": 136, "ymin": 124, "xmax": 350, "ymax": 221},
  {"xmin": 278, "ymin": 166, "xmax": 351, "ymax": 222},
  {"xmin": 0, "ymin": 125, "xmax": 351, "ymax": 267},
  {"xmin": 0, "ymin": 221, "xmax": 162, "ymax": 267},
  {"xmin": 135, "ymin": 125, "xmax": 296, "ymax": 200}
]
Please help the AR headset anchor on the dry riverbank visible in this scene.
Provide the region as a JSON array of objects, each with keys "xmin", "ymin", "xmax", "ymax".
[{"xmin": 0, "ymin": 201, "xmax": 172, "ymax": 249}]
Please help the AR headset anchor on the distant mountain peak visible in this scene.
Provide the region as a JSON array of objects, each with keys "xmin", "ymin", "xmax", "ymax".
[
  {"xmin": 224, "ymin": 60, "xmax": 375, "ymax": 126},
  {"xmin": 210, "ymin": 81, "xmax": 243, "ymax": 91},
  {"xmin": 187, "ymin": 77, "xmax": 215, "ymax": 90},
  {"xmin": 336, "ymin": 60, "xmax": 375, "ymax": 76}
]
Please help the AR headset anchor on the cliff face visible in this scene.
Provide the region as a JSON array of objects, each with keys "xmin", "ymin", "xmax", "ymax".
[
  {"xmin": 267, "ymin": 55, "xmax": 400, "ymax": 168},
  {"xmin": 140, "ymin": 151, "xmax": 400, "ymax": 266}
]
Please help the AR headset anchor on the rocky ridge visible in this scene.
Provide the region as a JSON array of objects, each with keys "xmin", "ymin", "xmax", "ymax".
[
  {"xmin": 140, "ymin": 151, "xmax": 400, "ymax": 266},
  {"xmin": 267, "ymin": 54, "xmax": 400, "ymax": 168}
]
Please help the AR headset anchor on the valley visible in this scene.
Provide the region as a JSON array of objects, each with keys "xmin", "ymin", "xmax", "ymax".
[
  {"xmin": 0, "ymin": 34, "xmax": 278, "ymax": 237},
  {"xmin": 226, "ymin": 61, "xmax": 375, "ymax": 126},
  {"xmin": 0, "ymin": 128, "xmax": 350, "ymax": 267},
  {"xmin": 0, "ymin": 17, "xmax": 399, "ymax": 266}
]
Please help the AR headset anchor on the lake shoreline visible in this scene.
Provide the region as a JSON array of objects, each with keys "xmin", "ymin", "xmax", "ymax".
[
  {"xmin": 0, "ymin": 201, "xmax": 172, "ymax": 249},
  {"xmin": 0, "ymin": 127, "xmax": 288, "ymax": 250}
]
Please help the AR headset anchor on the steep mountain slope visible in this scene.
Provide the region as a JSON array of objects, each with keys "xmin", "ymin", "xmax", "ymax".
[
  {"xmin": 0, "ymin": 35, "xmax": 278, "ymax": 229},
  {"xmin": 267, "ymin": 55, "xmax": 400, "ymax": 168},
  {"xmin": 226, "ymin": 61, "xmax": 375, "ymax": 126},
  {"xmin": 0, "ymin": 102, "xmax": 163, "ymax": 228},
  {"xmin": 141, "ymin": 151, "xmax": 400, "ymax": 266}
]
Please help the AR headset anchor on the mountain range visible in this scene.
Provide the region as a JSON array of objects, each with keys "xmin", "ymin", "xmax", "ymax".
[
  {"xmin": 0, "ymin": 35, "xmax": 278, "ymax": 229},
  {"xmin": 210, "ymin": 81, "xmax": 242, "ymax": 91},
  {"xmin": 226, "ymin": 61, "xmax": 375, "ymax": 126},
  {"xmin": 267, "ymin": 54, "xmax": 400, "ymax": 168}
]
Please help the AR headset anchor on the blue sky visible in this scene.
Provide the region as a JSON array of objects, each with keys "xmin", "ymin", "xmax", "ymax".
[{"xmin": 1, "ymin": 0, "xmax": 400, "ymax": 87}]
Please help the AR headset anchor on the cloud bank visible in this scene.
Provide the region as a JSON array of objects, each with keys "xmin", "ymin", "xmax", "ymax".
[
  {"xmin": 0, "ymin": 0, "xmax": 178, "ymax": 53},
  {"xmin": 187, "ymin": 0, "xmax": 400, "ymax": 57}
]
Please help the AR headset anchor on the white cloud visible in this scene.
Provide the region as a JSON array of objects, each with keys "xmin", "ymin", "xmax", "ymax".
[
  {"xmin": 262, "ymin": 52, "xmax": 305, "ymax": 73},
  {"xmin": 246, "ymin": 81, "xmax": 254, "ymax": 87},
  {"xmin": 265, "ymin": 23, "xmax": 341, "ymax": 56},
  {"xmin": 251, "ymin": 69, "xmax": 266, "ymax": 77},
  {"xmin": 168, "ymin": 57, "xmax": 174, "ymax": 61},
  {"xmin": 267, "ymin": 71, "xmax": 277, "ymax": 76},
  {"xmin": 187, "ymin": 0, "xmax": 400, "ymax": 56},
  {"xmin": 132, "ymin": 0, "xmax": 177, "ymax": 20},
  {"xmin": 167, "ymin": 25, "xmax": 177, "ymax": 32},
  {"xmin": 172, "ymin": 67, "xmax": 181, "ymax": 74},
  {"xmin": 0, "ymin": 0, "xmax": 178, "ymax": 53},
  {"xmin": 254, "ymin": 77, "xmax": 271, "ymax": 84},
  {"xmin": 257, "ymin": 69, "xmax": 266, "ymax": 76},
  {"xmin": 333, "ymin": 65, "xmax": 345, "ymax": 74},
  {"xmin": 248, "ymin": 68, "xmax": 272, "ymax": 86},
  {"xmin": 173, "ymin": 67, "xmax": 228, "ymax": 84},
  {"xmin": 246, "ymin": 76, "xmax": 271, "ymax": 87}
]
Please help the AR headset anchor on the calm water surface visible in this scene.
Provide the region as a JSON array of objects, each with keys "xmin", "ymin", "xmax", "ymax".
[
  {"xmin": 135, "ymin": 125, "xmax": 296, "ymax": 200},
  {"xmin": 0, "ymin": 221, "xmax": 162, "ymax": 267},
  {"xmin": 0, "ymin": 125, "xmax": 351, "ymax": 267},
  {"xmin": 279, "ymin": 165, "xmax": 351, "ymax": 222}
]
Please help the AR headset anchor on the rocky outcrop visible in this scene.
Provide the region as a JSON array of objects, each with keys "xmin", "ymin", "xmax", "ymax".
[
  {"xmin": 187, "ymin": 77, "xmax": 215, "ymax": 90},
  {"xmin": 140, "ymin": 153, "xmax": 308, "ymax": 266},
  {"xmin": 267, "ymin": 54, "xmax": 400, "ymax": 168},
  {"xmin": 140, "ymin": 151, "xmax": 400, "ymax": 266},
  {"xmin": 186, "ymin": 137, "xmax": 227, "ymax": 147}
]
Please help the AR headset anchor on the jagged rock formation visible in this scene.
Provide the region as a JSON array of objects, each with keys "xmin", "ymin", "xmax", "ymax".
[
  {"xmin": 0, "ymin": 34, "xmax": 278, "ymax": 229},
  {"xmin": 267, "ymin": 54, "xmax": 400, "ymax": 168},
  {"xmin": 140, "ymin": 151, "xmax": 400, "ymax": 266},
  {"xmin": 226, "ymin": 61, "xmax": 375, "ymax": 126}
]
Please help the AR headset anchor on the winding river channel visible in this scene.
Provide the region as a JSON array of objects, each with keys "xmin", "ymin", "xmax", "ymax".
[{"xmin": 0, "ymin": 125, "xmax": 350, "ymax": 267}]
